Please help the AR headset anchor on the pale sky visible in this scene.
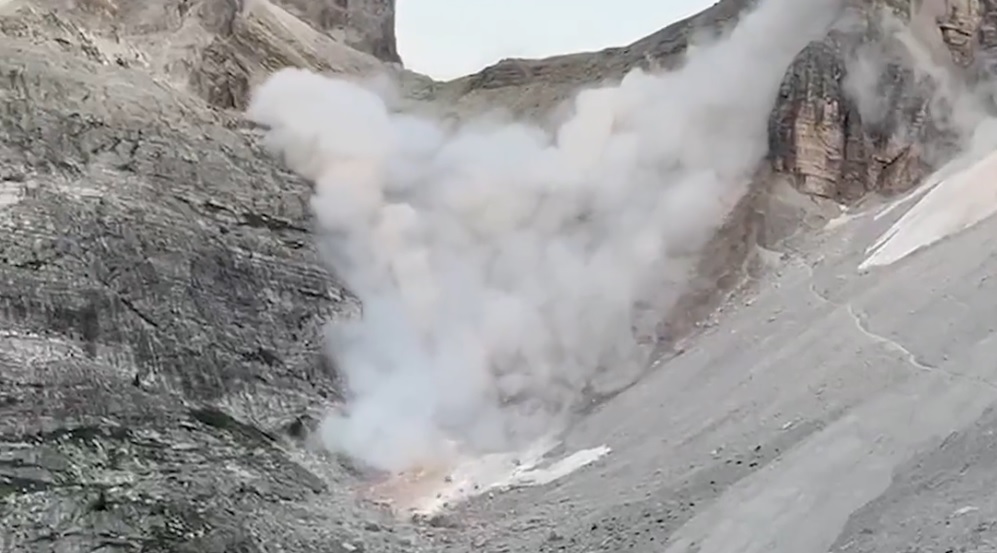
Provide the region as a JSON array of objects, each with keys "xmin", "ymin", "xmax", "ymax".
[{"xmin": 396, "ymin": 0, "xmax": 718, "ymax": 80}]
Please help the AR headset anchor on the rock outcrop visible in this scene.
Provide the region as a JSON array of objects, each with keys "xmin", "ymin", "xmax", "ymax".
[
  {"xmin": 15, "ymin": 0, "xmax": 392, "ymax": 111},
  {"xmin": 2, "ymin": 0, "xmax": 997, "ymax": 551},
  {"xmin": 767, "ymin": 0, "xmax": 994, "ymax": 203},
  {"xmin": 273, "ymin": 0, "xmax": 399, "ymax": 63}
]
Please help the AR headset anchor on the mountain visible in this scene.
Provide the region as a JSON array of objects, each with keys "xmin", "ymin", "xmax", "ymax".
[
  {"xmin": 2, "ymin": 0, "xmax": 997, "ymax": 552},
  {"xmin": 426, "ymin": 0, "xmax": 997, "ymax": 347}
]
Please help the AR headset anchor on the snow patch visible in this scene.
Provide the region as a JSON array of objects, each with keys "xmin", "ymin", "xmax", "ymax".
[
  {"xmin": 0, "ymin": 182, "xmax": 22, "ymax": 207},
  {"xmin": 860, "ymin": 149, "xmax": 997, "ymax": 270},
  {"xmin": 823, "ymin": 208, "xmax": 860, "ymax": 231},
  {"xmin": 362, "ymin": 440, "xmax": 610, "ymax": 516}
]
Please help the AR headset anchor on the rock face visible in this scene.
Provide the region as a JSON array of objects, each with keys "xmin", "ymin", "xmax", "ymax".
[
  {"xmin": 273, "ymin": 0, "xmax": 399, "ymax": 63},
  {"xmin": 767, "ymin": 0, "xmax": 994, "ymax": 203},
  {"xmin": 0, "ymin": 3, "xmax": 414, "ymax": 552},
  {"xmin": 2, "ymin": 0, "xmax": 997, "ymax": 551},
  {"xmin": 188, "ymin": 0, "xmax": 386, "ymax": 109}
]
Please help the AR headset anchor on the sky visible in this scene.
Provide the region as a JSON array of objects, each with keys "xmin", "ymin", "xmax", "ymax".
[{"xmin": 395, "ymin": 0, "xmax": 718, "ymax": 80}]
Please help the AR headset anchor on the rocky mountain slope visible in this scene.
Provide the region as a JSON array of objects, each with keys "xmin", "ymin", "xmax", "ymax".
[
  {"xmin": 432, "ymin": 0, "xmax": 997, "ymax": 345},
  {"xmin": 2, "ymin": 0, "xmax": 996, "ymax": 551}
]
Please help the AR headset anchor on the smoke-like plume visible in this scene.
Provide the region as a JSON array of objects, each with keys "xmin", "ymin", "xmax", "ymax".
[
  {"xmin": 247, "ymin": 0, "xmax": 842, "ymax": 472},
  {"xmin": 844, "ymin": 4, "xmax": 997, "ymax": 170}
]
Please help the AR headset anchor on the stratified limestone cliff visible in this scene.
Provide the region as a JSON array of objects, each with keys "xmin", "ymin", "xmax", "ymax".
[
  {"xmin": 18, "ymin": 0, "xmax": 390, "ymax": 110},
  {"xmin": 767, "ymin": 0, "xmax": 992, "ymax": 202}
]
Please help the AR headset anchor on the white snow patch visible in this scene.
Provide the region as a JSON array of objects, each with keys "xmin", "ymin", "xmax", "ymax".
[
  {"xmin": 362, "ymin": 440, "xmax": 610, "ymax": 516},
  {"xmin": 823, "ymin": 208, "xmax": 860, "ymax": 231},
  {"xmin": 860, "ymin": 149, "xmax": 997, "ymax": 270},
  {"xmin": 514, "ymin": 445, "xmax": 612, "ymax": 486}
]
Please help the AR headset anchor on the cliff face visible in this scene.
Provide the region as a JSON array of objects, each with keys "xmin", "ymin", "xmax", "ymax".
[
  {"xmin": 14, "ymin": 0, "xmax": 396, "ymax": 110},
  {"xmin": 0, "ymin": 3, "xmax": 405, "ymax": 552},
  {"xmin": 273, "ymin": 0, "xmax": 399, "ymax": 63},
  {"xmin": 768, "ymin": 0, "xmax": 997, "ymax": 202},
  {"xmin": 1, "ymin": 0, "xmax": 995, "ymax": 551}
]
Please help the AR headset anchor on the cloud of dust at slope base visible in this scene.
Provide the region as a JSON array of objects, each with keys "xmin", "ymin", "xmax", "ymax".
[{"xmin": 246, "ymin": 0, "xmax": 844, "ymax": 473}]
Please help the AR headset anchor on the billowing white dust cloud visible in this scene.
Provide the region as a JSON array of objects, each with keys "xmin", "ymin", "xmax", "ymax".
[{"xmin": 247, "ymin": 0, "xmax": 842, "ymax": 472}]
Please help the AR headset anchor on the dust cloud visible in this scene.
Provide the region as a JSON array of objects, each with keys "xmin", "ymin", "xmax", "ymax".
[
  {"xmin": 844, "ymin": 3, "xmax": 997, "ymax": 171},
  {"xmin": 246, "ymin": 0, "xmax": 842, "ymax": 472}
]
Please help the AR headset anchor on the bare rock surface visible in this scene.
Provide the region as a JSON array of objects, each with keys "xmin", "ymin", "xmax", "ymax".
[
  {"xmin": 0, "ymin": 4, "xmax": 425, "ymax": 552},
  {"xmin": 272, "ymin": 0, "xmax": 399, "ymax": 63},
  {"xmin": 13, "ymin": 0, "xmax": 390, "ymax": 110}
]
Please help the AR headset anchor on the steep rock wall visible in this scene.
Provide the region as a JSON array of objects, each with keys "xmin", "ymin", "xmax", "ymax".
[{"xmin": 273, "ymin": 0, "xmax": 399, "ymax": 63}]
